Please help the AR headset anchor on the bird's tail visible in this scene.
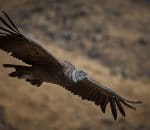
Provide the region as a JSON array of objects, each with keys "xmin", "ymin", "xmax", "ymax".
[{"xmin": 3, "ymin": 64, "xmax": 42, "ymax": 87}]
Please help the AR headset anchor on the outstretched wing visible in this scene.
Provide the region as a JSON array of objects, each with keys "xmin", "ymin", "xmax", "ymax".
[
  {"xmin": 66, "ymin": 77, "xmax": 141, "ymax": 120},
  {"xmin": 0, "ymin": 11, "xmax": 62, "ymax": 68}
]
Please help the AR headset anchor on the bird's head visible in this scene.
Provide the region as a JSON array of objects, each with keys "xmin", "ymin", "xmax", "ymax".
[{"xmin": 72, "ymin": 70, "xmax": 89, "ymax": 83}]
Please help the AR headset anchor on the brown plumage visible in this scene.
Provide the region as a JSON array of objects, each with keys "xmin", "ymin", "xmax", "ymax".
[{"xmin": 0, "ymin": 11, "xmax": 141, "ymax": 120}]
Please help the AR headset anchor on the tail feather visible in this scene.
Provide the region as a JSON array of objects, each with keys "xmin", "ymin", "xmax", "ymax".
[
  {"xmin": 9, "ymin": 71, "xmax": 19, "ymax": 77},
  {"xmin": 3, "ymin": 64, "xmax": 25, "ymax": 68},
  {"xmin": 3, "ymin": 64, "xmax": 42, "ymax": 87}
]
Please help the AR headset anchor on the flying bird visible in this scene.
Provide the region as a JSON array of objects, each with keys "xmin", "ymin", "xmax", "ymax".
[{"xmin": 0, "ymin": 11, "xmax": 141, "ymax": 120}]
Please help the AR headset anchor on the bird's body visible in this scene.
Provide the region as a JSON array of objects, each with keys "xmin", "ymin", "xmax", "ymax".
[
  {"xmin": 0, "ymin": 11, "xmax": 141, "ymax": 120},
  {"xmin": 28, "ymin": 60, "xmax": 76, "ymax": 86},
  {"xmin": 4, "ymin": 58, "xmax": 76, "ymax": 87}
]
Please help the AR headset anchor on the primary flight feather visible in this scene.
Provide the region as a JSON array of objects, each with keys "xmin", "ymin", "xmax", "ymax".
[{"xmin": 0, "ymin": 11, "xmax": 141, "ymax": 120}]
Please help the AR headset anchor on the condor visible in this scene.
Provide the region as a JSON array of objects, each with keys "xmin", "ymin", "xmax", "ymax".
[{"xmin": 0, "ymin": 11, "xmax": 141, "ymax": 120}]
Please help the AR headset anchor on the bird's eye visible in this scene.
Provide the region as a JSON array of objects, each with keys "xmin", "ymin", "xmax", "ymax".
[{"xmin": 78, "ymin": 70, "xmax": 87, "ymax": 76}]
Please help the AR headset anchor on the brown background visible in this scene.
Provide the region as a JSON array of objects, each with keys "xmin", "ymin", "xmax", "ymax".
[{"xmin": 0, "ymin": 0, "xmax": 150, "ymax": 130}]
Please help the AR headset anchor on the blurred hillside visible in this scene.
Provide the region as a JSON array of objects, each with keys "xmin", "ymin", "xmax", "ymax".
[
  {"xmin": 1, "ymin": 0, "xmax": 150, "ymax": 78},
  {"xmin": 0, "ymin": 0, "xmax": 150, "ymax": 130}
]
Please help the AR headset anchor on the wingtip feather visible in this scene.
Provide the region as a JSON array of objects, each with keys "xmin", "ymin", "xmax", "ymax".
[
  {"xmin": 109, "ymin": 98, "xmax": 117, "ymax": 120},
  {"xmin": 2, "ymin": 11, "xmax": 20, "ymax": 33},
  {"xmin": 115, "ymin": 99, "xmax": 126, "ymax": 117},
  {"xmin": 123, "ymin": 98, "xmax": 142, "ymax": 104}
]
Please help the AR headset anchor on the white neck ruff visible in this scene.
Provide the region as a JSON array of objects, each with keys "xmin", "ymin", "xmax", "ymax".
[{"xmin": 71, "ymin": 70, "xmax": 78, "ymax": 83}]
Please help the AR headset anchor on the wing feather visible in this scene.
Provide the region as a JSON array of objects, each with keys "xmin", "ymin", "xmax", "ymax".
[
  {"xmin": 65, "ymin": 77, "xmax": 141, "ymax": 120},
  {"xmin": 109, "ymin": 98, "xmax": 117, "ymax": 120},
  {"xmin": 100, "ymin": 96, "xmax": 109, "ymax": 113},
  {"xmin": 0, "ymin": 12, "xmax": 62, "ymax": 68},
  {"xmin": 0, "ymin": 15, "xmax": 18, "ymax": 34},
  {"xmin": 115, "ymin": 99, "xmax": 125, "ymax": 116},
  {"xmin": 2, "ymin": 11, "xmax": 20, "ymax": 33}
]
